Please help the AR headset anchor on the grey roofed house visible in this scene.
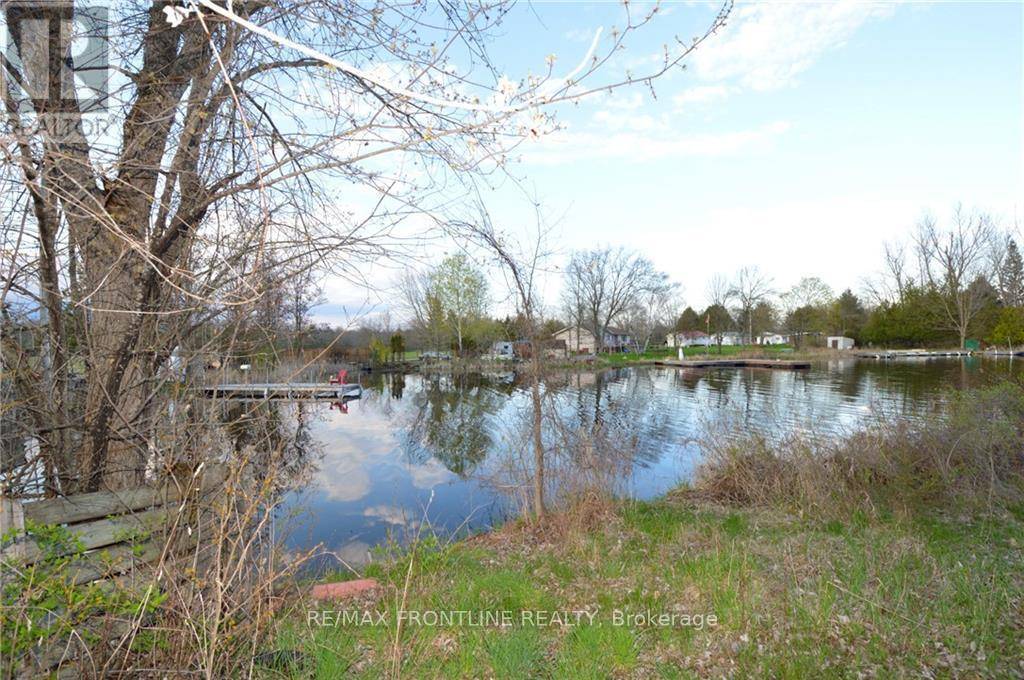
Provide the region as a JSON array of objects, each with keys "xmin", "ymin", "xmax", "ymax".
[{"xmin": 554, "ymin": 325, "xmax": 633, "ymax": 353}]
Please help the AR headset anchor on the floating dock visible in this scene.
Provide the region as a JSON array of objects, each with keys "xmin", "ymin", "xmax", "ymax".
[
  {"xmin": 854, "ymin": 350, "xmax": 973, "ymax": 359},
  {"xmin": 655, "ymin": 359, "xmax": 811, "ymax": 370},
  {"xmin": 202, "ymin": 383, "xmax": 363, "ymax": 400}
]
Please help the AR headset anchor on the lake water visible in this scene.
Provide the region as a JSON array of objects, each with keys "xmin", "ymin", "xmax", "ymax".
[{"xmin": 275, "ymin": 357, "xmax": 1022, "ymax": 569}]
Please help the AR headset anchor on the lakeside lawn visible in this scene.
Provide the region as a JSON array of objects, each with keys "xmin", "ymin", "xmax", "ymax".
[
  {"xmin": 276, "ymin": 497, "xmax": 1023, "ymax": 678},
  {"xmin": 599, "ymin": 344, "xmax": 797, "ymax": 365}
]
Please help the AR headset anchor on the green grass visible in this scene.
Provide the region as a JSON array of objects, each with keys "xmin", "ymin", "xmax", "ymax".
[
  {"xmin": 273, "ymin": 497, "xmax": 1024, "ymax": 678},
  {"xmin": 598, "ymin": 344, "xmax": 799, "ymax": 365},
  {"xmin": 675, "ymin": 343, "xmax": 797, "ymax": 358}
]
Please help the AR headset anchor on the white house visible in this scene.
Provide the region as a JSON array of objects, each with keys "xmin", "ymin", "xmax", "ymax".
[
  {"xmin": 716, "ymin": 331, "xmax": 743, "ymax": 346},
  {"xmin": 554, "ymin": 326, "xmax": 632, "ymax": 353},
  {"xmin": 667, "ymin": 330, "xmax": 712, "ymax": 347},
  {"xmin": 755, "ymin": 333, "xmax": 787, "ymax": 346},
  {"xmin": 826, "ymin": 336, "xmax": 855, "ymax": 350}
]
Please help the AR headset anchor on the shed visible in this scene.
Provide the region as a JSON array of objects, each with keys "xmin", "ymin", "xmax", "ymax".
[
  {"xmin": 826, "ymin": 336, "xmax": 855, "ymax": 350},
  {"xmin": 490, "ymin": 340, "xmax": 515, "ymax": 358}
]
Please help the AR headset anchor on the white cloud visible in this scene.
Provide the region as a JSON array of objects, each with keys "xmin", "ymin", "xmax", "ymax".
[
  {"xmin": 602, "ymin": 91, "xmax": 645, "ymax": 111},
  {"xmin": 364, "ymin": 504, "xmax": 420, "ymax": 528},
  {"xmin": 691, "ymin": 1, "xmax": 896, "ymax": 91},
  {"xmin": 406, "ymin": 458, "xmax": 454, "ymax": 490},
  {"xmin": 316, "ymin": 412, "xmax": 400, "ymax": 502},
  {"xmin": 332, "ymin": 540, "xmax": 371, "ymax": 567},
  {"xmin": 590, "ymin": 109, "xmax": 667, "ymax": 133},
  {"xmin": 672, "ymin": 84, "xmax": 733, "ymax": 109}
]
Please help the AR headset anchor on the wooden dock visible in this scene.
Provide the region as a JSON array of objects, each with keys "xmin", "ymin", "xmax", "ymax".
[
  {"xmin": 655, "ymin": 359, "xmax": 811, "ymax": 370},
  {"xmin": 202, "ymin": 383, "xmax": 363, "ymax": 399},
  {"xmin": 854, "ymin": 350, "xmax": 973, "ymax": 359}
]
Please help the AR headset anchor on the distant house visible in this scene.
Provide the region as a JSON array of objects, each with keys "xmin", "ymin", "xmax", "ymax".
[
  {"xmin": 667, "ymin": 330, "xmax": 712, "ymax": 348},
  {"xmin": 514, "ymin": 339, "xmax": 568, "ymax": 360},
  {"xmin": 554, "ymin": 326, "xmax": 632, "ymax": 353},
  {"xmin": 827, "ymin": 336, "xmax": 855, "ymax": 350},
  {"xmin": 715, "ymin": 331, "xmax": 743, "ymax": 346},
  {"xmin": 755, "ymin": 333, "xmax": 787, "ymax": 346},
  {"xmin": 490, "ymin": 340, "xmax": 515, "ymax": 358}
]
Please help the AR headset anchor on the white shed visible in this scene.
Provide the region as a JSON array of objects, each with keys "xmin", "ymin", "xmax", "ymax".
[
  {"xmin": 826, "ymin": 336, "xmax": 855, "ymax": 350},
  {"xmin": 490, "ymin": 340, "xmax": 515, "ymax": 358}
]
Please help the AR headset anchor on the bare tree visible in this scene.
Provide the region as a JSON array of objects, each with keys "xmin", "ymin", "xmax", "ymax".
[
  {"xmin": 781, "ymin": 277, "xmax": 833, "ymax": 313},
  {"xmin": 0, "ymin": 0, "xmax": 731, "ymax": 493},
  {"xmin": 706, "ymin": 273, "xmax": 732, "ymax": 307},
  {"xmin": 863, "ymin": 241, "xmax": 912, "ymax": 305},
  {"xmin": 395, "ymin": 268, "xmax": 432, "ymax": 331},
  {"xmin": 452, "ymin": 207, "xmax": 552, "ymax": 520},
  {"xmin": 394, "ymin": 267, "xmax": 448, "ymax": 351},
  {"xmin": 622, "ymin": 274, "xmax": 678, "ymax": 353},
  {"xmin": 729, "ymin": 266, "xmax": 774, "ymax": 344},
  {"xmin": 283, "ymin": 271, "xmax": 325, "ymax": 354},
  {"xmin": 913, "ymin": 207, "xmax": 998, "ymax": 348},
  {"xmin": 559, "ymin": 270, "xmax": 587, "ymax": 353},
  {"xmin": 563, "ymin": 247, "xmax": 666, "ymax": 353}
]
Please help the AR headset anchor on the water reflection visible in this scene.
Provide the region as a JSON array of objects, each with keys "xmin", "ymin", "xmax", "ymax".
[{"xmin": 275, "ymin": 358, "xmax": 1021, "ymax": 570}]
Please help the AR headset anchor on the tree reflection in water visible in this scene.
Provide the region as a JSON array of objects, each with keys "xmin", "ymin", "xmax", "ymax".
[{"xmin": 221, "ymin": 400, "xmax": 324, "ymax": 493}]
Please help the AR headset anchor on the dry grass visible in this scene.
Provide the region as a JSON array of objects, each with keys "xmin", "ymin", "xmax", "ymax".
[
  {"xmin": 690, "ymin": 381, "xmax": 1024, "ymax": 516},
  {"xmin": 278, "ymin": 492, "xmax": 1024, "ymax": 678},
  {"xmin": 266, "ymin": 382, "xmax": 1024, "ymax": 678}
]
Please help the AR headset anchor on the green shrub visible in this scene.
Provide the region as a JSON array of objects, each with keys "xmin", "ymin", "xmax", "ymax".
[{"xmin": 1, "ymin": 521, "xmax": 165, "ymax": 671}]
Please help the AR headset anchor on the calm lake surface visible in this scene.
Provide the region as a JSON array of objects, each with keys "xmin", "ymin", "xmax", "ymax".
[{"xmin": 277, "ymin": 357, "xmax": 1023, "ymax": 568}]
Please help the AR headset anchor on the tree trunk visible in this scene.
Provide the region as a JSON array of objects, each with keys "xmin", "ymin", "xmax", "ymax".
[
  {"xmin": 530, "ymin": 346, "xmax": 545, "ymax": 520},
  {"xmin": 80, "ymin": 252, "xmax": 150, "ymax": 491}
]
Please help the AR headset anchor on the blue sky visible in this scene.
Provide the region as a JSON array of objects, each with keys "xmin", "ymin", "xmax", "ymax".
[{"xmin": 315, "ymin": 1, "xmax": 1023, "ymax": 325}]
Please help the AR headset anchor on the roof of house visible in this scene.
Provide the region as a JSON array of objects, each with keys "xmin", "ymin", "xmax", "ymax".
[
  {"xmin": 554, "ymin": 325, "xmax": 630, "ymax": 337},
  {"xmin": 673, "ymin": 330, "xmax": 708, "ymax": 338}
]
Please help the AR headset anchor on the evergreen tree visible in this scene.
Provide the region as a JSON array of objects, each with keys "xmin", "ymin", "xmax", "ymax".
[
  {"xmin": 831, "ymin": 289, "xmax": 866, "ymax": 338},
  {"xmin": 701, "ymin": 304, "xmax": 735, "ymax": 352},
  {"xmin": 992, "ymin": 307, "xmax": 1024, "ymax": 350},
  {"xmin": 673, "ymin": 307, "xmax": 701, "ymax": 332},
  {"xmin": 999, "ymin": 239, "xmax": 1024, "ymax": 307}
]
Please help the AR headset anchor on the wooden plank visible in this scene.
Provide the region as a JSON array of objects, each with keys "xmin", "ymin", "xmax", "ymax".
[
  {"xmin": 21, "ymin": 508, "xmax": 170, "ymax": 564},
  {"xmin": 65, "ymin": 541, "xmax": 163, "ymax": 586},
  {"xmin": 1, "ymin": 497, "xmax": 26, "ymax": 583},
  {"xmin": 24, "ymin": 486, "xmax": 180, "ymax": 526},
  {"xmin": 22, "ymin": 465, "xmax": 227, "ymax": 526}
]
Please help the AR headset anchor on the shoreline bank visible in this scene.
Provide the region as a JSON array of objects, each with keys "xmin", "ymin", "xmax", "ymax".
[{"xmin": 273, "ymin": 380, "xmax": 1024, "ymax": 677}]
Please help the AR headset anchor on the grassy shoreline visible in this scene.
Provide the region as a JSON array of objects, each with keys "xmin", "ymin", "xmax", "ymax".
[
  {"xmin": 272, "ymin": 381, "xmax": 1024, "ymax": 678},
  {"xmin": 275, "ymin": 495, "xmax": 1024, "ymax": 678}
]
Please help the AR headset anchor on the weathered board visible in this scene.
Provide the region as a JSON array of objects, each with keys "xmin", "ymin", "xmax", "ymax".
[{"xmin": 1, "ymin": 466, "xmax": 227, "ymax": 677}]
